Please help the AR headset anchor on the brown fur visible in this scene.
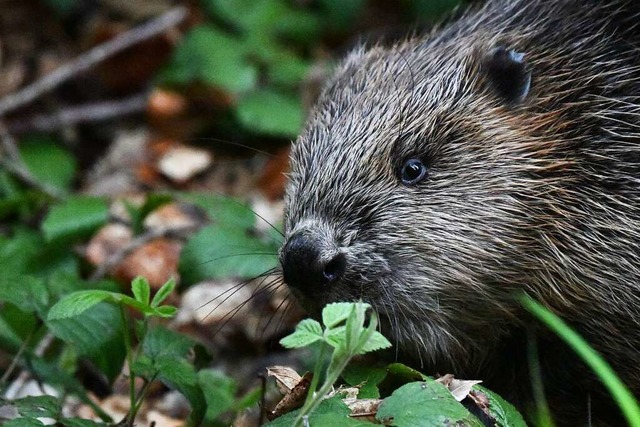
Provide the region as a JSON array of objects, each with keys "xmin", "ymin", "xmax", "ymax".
[{"xmin": 280, "ymin": 0, "xmax": 640, "ymax": 425}]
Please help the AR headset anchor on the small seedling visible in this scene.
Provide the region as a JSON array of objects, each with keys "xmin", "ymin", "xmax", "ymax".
[
  {"xmin": 279, "ymin": 301, "xmax": 392, "ymax": 426},
  {"xmin": 48, "ymin": 276, "xmax": 177, "ymax": 426}
]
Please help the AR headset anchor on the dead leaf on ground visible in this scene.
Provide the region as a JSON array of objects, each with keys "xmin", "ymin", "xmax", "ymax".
[
  {"xmin": 436, "ymin": 374, "xmax": 482, "ymax": 402},
  {"xmin": 267, "ymin": 371, "xmax": 313, "ymax": 421}
]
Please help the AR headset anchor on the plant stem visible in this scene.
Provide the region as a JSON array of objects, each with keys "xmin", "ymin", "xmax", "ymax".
[
  {"xmin": 294, "ymin": 343, "xmax": 327, "ymax": 427},
  {"xmin": 0, "ymin": 328, "xmax": 35, "ymax": 387},
  {"xmin": 119, "ymin": 305, "xmax": 137, "ymax": 426}
]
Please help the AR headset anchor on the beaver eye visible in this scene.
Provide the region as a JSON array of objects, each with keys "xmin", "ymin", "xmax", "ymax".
[{"xmin": 400, "ymin": 158, "xmax": 428, "ymax": 185}]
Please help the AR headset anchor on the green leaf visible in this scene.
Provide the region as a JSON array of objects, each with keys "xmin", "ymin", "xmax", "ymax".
[
  {"xmin": 142, "ymin": 326, "xmax": 195, "ymax": 360},
  {"xmin": 27, "ymin": 358, "xmax": 113, "ymax": 423},
  {"xmin": 198, "ymin": 369, "xmax": 237, "ymax": 420},
  {"xmin": 471, "ymin": 386, "xmax": 527, "ymax": 427},
  {"xmin": 179, "ymin": 224, "xmax": 278, "ymax": 284},
  {"xmin": 359, "ymin": 331, "xmax": 392, "ymax": 354},
  {"xmin": 11, "ymin": 394, "xmax": 61, "ymax": 419},
  {"xmin": 0, "ymin": 229, "xmax": 41, "ymax": 275},
  {"xmin": 4, "ymin": 419, "xmax": 46, "ymax": 427},
  {"xmin": 204, "ymin": 0, "xmax": 286, "ymax": 33},
  {"xmin": 47, "ymin": 302, "xmax": 126, "ymax": 382},
  {"xmin": 0, "ymin": 274, "xmax": 48, "ymax": 314},
  {"xmin": 267, "ymin": 52, "xmax": 311, "ymax": 86},
  {"xmin": 157, "ymin": 25, "xmax": 257, "ymax": 93},
  {"xmin": 342, "ymin": 364, "xmax": 388, "ymax": 399},
  {"xmin": 237, "ymin": 89, "xmax": 304, "ymax": 137},
  {"xmin": 376, "ymin": 380, "xmax": 484, "ymax": 427},
  {"xmin": 323, "ymin": 302, "xmax": 369, "ymax": 329},
  {"xmin": 47, "ymin": 290, "xmax": 113, "ymax": 319},
  {"xmin": 153, "ymin": 305, "xmax": 178, "ymax": 317},
  {"xmin": 131, "ymin": 276, "xmax": 150, "ymax": 305},
  {"xmin": 180, "ymin": 193, "xmax": 256, "ymax": 229},
  {"xmin": 155, "ymin": 357, "xmax": 206, "ymax": 425},
  {"xmin": 150, "ymin": 277, "xmax": 175, "ymax": 307},
  {"xmin": 41, "ymin": 196, "xmax": 108, "ymax": 242},
  {"xmin": 48, "ymin": 289, "xmax": 153, "ymax": 320},
  {"xmin": 325, "ymin": 325, "xmax": 346, "ymax": 349},
  {"xmin": 279, "ymin": 319, "xmax": 323, "ymax": 349},
  {"xmin": 0, "ymin": 308, "xmax": 30, "ymax": 352},
  {"xmin": 345, "ymin": 303, "xmax": 363, "ymax": 353},
  {"xmin": 265, "ymin": 396, "xmax": 367, "ymax": 426},
  {"xmin": 20, "ymin": 135, "xmax": 76, "ymax": 193}
]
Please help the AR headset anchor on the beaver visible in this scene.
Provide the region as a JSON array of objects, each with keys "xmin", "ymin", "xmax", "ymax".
[{"xmin": 278, "ymin": 0, "xmax": 640, "ymax": 424}]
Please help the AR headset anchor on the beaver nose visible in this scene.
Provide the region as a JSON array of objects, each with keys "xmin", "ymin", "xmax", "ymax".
[{"xmin": 281, "ymin": 232, "xmax": 346, "ymax": 292}]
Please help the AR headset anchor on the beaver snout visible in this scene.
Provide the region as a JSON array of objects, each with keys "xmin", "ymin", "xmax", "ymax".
[{"xmin": 280, "ymin": 231, "xmax": 347, "ymax": 294}]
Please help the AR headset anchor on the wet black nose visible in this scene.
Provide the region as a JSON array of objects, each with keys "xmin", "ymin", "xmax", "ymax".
[{"xmin": 281, "ymin": 232, "xmax": 346, "ymax": 292}]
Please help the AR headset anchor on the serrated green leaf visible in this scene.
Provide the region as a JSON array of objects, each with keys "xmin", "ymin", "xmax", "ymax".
[
  {"xmin": 179, "ymin": 224, "xmax": 278, "ymax": 284},
  {"xmin": 150, "ymin": 277, "xmax": 175, "ymax": 308},
  {"xmin": 237, "ymin": 89, "xmax": 303, "ymax": 137},
  {"xmin": 20, "ymin": 136, "xmax": 76, "ymax": 193},
  {"xmin": 323, "ymin": 302, "xmax": 369, "ymax": 329},
  {"xmin": 345, "ymin": 303, "xmax": 363, "ymax": 353},
  {"xmin": 198, "ymin": 369, "xmax": 237, "ymax": 421},
  {"xmin": 130, "ymin": 355, "xmax": 156, "ymax": 379},
  {"xmin": 325, "ymin": 325, "xmax": 346, "ymax": 350},
  {"xmin": 279, "ymin": 319, "xmax": 323, "ymax": 349},
  {"xmin": 131, "ymin": 276, "xmax": 150, "ymax": 305},
  {"xmin": 41, "ymin": 196, "xmax": 108, "ymax": 242},
  {"xmin": 355, "ymin": 309, "xmax": 391, "ymax": 355},
  {"xmin": 265, "ymin": 396, "xmax": 367, "ymax": 426},
  {"xmin": 471, "ymin": 385, "xmax": 527, "ymax": 427},
  {"xmin": 47, "ymin": 290, "xmax": 113, "ymax": 319},
  {"xmin": 142, "ymin": 326, "xmax": 195, "ymax": 360},
  {"xmin": 376, "ymin": 380, "xmax": 484, "ymax": 427},
  {"xmin": 47, "ymin": 302, "xmax": 125, "ymax": 382},
  {"xmin": 359, "ymin": 331, "xmax": 392, "ymax": 354},
  {"xmin": 342, "ymin": 364, "xmax": 387, "ymax": 399}
]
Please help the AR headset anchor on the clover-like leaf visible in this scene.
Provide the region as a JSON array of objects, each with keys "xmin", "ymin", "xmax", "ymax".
[{"xmin": 280, "ymin": 319, "xmax": 323, "ymax": 349}]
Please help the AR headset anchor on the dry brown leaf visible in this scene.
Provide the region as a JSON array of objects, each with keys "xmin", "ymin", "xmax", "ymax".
[
  {"xmin": 267, "ymin": 372, "xmax": 313, "ymax": 421},
  {"xmin": 343, "ymin": 398, "xmax": 382, "ymax": 421},
  {"xmin": 267, "ymin": 366, "xmax": 303, "ymax": 394},
  {"xmin": 436, "ymin": 374, "xmax": 482, "ymax": 402},
  {"xmin": 115, "ymin": 238, "xmax": 182, "ymax": 288},
  {"xmin": 85, "ymin": 223, "xmax": 133, "ymax": 266},
  {"xmin": 143, "ymin": 202, "xmax": 207, "ymax": 233},
  {"xmin": 157, "ymin": 145, "xmax": 213, "ymax": 183}
]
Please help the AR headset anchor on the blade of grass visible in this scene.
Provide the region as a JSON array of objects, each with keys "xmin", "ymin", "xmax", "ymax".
[{"xmin": 521, "ymin": 295, "xmax": 640, "ymax": 426}]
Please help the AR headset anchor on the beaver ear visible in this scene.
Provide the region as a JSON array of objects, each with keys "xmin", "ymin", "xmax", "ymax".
[{"xmin": 484, "ymin": 46, "xmax": 531, "ymax": 103}]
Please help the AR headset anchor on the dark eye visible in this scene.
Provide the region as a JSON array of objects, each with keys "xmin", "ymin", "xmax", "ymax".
[{"xmin": 400, "ymin": 158, "xmax": 428, "ymax": 185}]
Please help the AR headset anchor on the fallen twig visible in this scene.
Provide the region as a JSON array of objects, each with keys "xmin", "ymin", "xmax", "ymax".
[
  {"xmin": 7, "ymin": 94, "xmax": 147, "ymax": 134},
  {"xmin": 0, "ymin": 6, "xmax": 187, "ymax": 117},
  {"xmin": 0, "ymin": 121, "xmax": 63, "ymax": 199}
]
